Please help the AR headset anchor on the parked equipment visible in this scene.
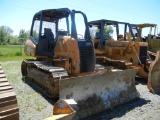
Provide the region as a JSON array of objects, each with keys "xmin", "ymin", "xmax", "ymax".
[
  {"xmin": 89, "ymin": 19, "xmax": 160, "ymax": 93},
  {"xmin": 0, "ymin": 64, "xmax": 19, "ymax": 120},
  {"xmin": 136, "ymin": 23, "xmax": 160, "ymax": 53},
  {"xmin": 22, "ymin": 9, "xmax": 139, "ymax": 119}
]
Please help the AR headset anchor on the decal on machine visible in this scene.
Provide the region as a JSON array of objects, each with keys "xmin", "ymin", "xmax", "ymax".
[{"xmin": 27, "ymin": 47, "xmax": 31, "ymax": 52}]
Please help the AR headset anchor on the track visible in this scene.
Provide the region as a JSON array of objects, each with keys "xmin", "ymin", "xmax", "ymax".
[
  {"xmin": 0, "ymin": 64, "xmax": 19, "ymax": 120},
  {"xmin": 21, "ymin": 60, "xmax": 69, "ymax": 98},
  {"xmin": 96, "ymin": 56, "xmax": 133, "ymax": 69},
  {"xmin": 148, "ymin": 50, "xmax": 156, "ymax": 60}
]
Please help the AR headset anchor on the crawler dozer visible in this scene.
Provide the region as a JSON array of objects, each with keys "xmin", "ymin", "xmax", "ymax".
[
  {"xmin": 22, "ymin": 9, "xmax": 139, "ymax": 119},
  {"xmin": 136, "ymin": 23, "xmax": 160, "ymax": 53},
  {"xmin": 0, "ymin": 64, "xmax": 19, "ymax": 120},
  {"xmin": 89, "ymin": 19, "xmax": 160, "ymax": 93}
]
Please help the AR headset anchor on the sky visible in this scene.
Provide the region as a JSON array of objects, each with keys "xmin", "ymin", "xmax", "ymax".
[{"xmin": 0, "ymin": 0, "xmax": 160, "ymax": 37}]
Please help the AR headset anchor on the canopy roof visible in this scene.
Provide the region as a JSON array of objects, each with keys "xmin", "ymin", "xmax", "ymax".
[{"xmin": 34, "ymin": 8, "xmax": 71, "ymax": 22}]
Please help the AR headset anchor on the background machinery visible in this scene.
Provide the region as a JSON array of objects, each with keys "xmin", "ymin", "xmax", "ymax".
[
  {"xmin": 136, "ymin": 23, "xmax": 160, "ymax": 53},
  {"xmin": 21, "ymin": 9, "xmax": 139, "ymax": 119},
  {"xmin": 89, "ymin": 19, "xmax": 160, "ymax": 94}
]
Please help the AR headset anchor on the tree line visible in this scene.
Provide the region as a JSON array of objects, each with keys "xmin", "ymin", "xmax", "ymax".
[
  {"xmin": 0, "ymin": 25, "xmax": 114, "ymax": 45},
  {"xmin": 0, "ymin": 25, "xmax": 29, "ymax": 45}
]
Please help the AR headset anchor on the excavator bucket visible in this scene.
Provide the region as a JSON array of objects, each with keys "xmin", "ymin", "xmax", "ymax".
[
  {"xmin": 45, "ymin": 67, "xmax": 140, "ymax": 119},
  {"xmin": 148, "ymin": 50, "xmax": 160, "ymax": 93}
]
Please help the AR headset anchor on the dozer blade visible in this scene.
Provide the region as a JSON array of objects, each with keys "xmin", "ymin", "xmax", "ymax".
[
  {"xmin": 50, "ymin": 68, "xmax": 139, "ymax": 119},
  {"xmin": 148, "ymin": 50, "xmax": 160, "ymax": 93}
]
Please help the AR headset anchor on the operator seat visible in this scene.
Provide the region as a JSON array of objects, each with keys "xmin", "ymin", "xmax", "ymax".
[
  {"xmin": 44, "ymin": 28, "xmax": 55, "ymax": 52},
  {"xmin": 94, "ymin": 32, "xmax": 101, "ymax": 49},
  {"xmin": 44, "ymin": 28, "xmax": 54, "ymax": 41},
  {"xmin": 95, "ymin": 32, "xmax": 101, "ymax": 39},
  {"xmin": 118, "ymin": 34, "xmax": 123, "ymax": 41}
]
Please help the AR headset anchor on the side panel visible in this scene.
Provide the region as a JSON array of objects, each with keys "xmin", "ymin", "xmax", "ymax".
[
  {"xmin": 105, "ymin": 40, "xmax": 149, "ymax": 66},
  {"xmin": 150, "ymin": 38, "xmax": 160, "ymax": 52},
  {"xmin": 92, "ymin": 39, "xmax": 107, "ymax": 55},
  {"xmin": 54, "ymin": 36, "xmax": 80, "ymax": 75},
  {"xmin": 59, "ymin": 68, "xmax": 139, "ymax": 119},
  {"xmin": 134, "ymin": 42, "xmax": 148, "ymax": 65},
  {"xmin": 24, "ymin": 39, "xmax": 36, "ymax": 56},
  {"xmin": 105, "ymin": 40, "xmax": 130, "ymax": 60}
]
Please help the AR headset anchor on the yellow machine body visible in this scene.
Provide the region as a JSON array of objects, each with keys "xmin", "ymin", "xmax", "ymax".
[
  {"xmin": 137, "ymin": 23, "xmax": 160, "ymax": 52},
  {"xmin": 22, "ymin": 10, "xmax": 141, "ymax": 119},
  {"xmin": 24, "ymin": 36, "xmax": 81, "ymax": 75}
]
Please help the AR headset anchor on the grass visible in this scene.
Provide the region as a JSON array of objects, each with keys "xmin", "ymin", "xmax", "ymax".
[
  {"xmin": 0, "ymin": 45, "xmax": 35, "ymax": 61},
  {"xmin": 1, "ymin": 60, "xmax": 52, "ymax": 120},
  {"xmin": 0, "ymin": 45, "xmax": 53, "ymax": 119}
]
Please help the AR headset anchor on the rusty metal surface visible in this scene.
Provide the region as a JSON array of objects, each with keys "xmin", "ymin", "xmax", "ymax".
[
  {"xmin": 0, "ymin": 112, "xmax": 19, "ymax": 120},
  {"xmin": 59, "ymin": 68, "xmax": 139, "ymax": 119},
  {"xmin": 53, "ymin": 99, "xmax": 76, "ymax": 115},
  {"xmin": 96, "ymin": 56, "xmax": 133, "ymax": 70},
  {"xmin": 22, "ymin": 60, "xmax": 69, "ymax": 98},
  {"xmin": 0, "ymin": 64, "xmax": 19, "ymax": 120},
  {"xmin": 148, "ymin": 50, "xmax": 160, "ymax": 93},
  {"xmin": 148, "ymin": 51, "xmax": 156, "ymax": 59},
  {"xmin": 45, "ymin": 99, "xmax": 76, "ymax": 120}
]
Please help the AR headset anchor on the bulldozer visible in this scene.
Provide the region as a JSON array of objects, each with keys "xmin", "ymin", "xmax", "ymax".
[
  {"xmin": 136, "ymin": 23, "xmax": 160, "ymax": 53},
  {"xmin": 0, "ymin": 64, "xmax": 19, "ymax": 120},
  {"xmin": 21, "ymin": 9, "xmax": 140, "ymax": 119},
  {"xmin": 89, "ymin": 19, "xmax": 160, "ymax": 94}
]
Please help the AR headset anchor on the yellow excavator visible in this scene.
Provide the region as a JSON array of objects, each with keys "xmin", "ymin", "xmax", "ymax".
[
  {"xmin": 22, "ymin": 9, "xmax": 139, "ymax": 119},
  {"xmin": 89, "ymin": 19, "xmax": 160, "ymax": 94}
]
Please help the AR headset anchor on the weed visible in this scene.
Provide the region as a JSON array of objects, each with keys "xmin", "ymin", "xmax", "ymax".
[
  {"xmin": 36, "ymin": 104, "xmax": 42, "ymax": 112},
  {"xmin": 15, "ymin": 51, "xmax": 22, "ymax": 56},
  {"xmin": 0, "ymin": 45, "xmax": 35, "ymax": 61}
]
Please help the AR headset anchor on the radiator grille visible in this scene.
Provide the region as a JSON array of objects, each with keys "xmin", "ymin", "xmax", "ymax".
[{"xmin": 139, "ymin": 46, "xmax": 147, "ymax": 64}]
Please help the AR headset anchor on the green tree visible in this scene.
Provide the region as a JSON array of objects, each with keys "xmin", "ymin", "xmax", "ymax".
[
  {"xmin": 32, "ymin": 30, "xmax": 38, "ymax": 38},
  {"xmin": 103, "ymin": 25, "xmax": 114, "ymax": 39},
  {"xmin": 18, "ymin": 29, "xmax": 29, "ymax": 44},
  {"xmin": 0, "ymin": 26, "xmax": 13, "ymax": 45},
  {"xmin": 96, "ymin": 25, "xmax": 114, "ymax": 40},
  {"xmin": 19, "ymin": 29, "xmax": 27, "ymax": 38},
  {"xmin": 10, "ymin": 35, "xmax": 19, "ymax": 45}
]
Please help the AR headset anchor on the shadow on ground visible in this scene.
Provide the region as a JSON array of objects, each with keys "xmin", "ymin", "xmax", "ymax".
[
  {"xmin": 135, "ymin": 76, "xmax": 147, "ymax": 85},
  {"xmin": 22, "ymin": 77, "xmax": 58, "ymax": 105},
  {"xmin": 156, "ymin": 92, "xmax": 160, "ymax": 96},
  {"xmin": 84, "ymin": 98, "xmax": 150, "ymax": 120},
  {"xmin": 135, "ymin": 76, "xmax": 160, "ymax": 96}
]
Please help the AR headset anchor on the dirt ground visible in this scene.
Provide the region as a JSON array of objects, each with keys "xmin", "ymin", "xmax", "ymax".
[{"xmin": 1, "ymin": 61, "xmax": 160, "ymax": 120}]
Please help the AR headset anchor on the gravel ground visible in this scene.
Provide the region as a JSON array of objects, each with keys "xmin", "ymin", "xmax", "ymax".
[
  {"xmin": 1, "ymin": 61, "xmax": 53, "ymax": 120},
  {"xmin": 85, "ymin": 82, "xmax": 160, "ymax": 120},
  {"xmin": 1, "ymin": 61, "xmax": 160, "ymax": 120}
]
